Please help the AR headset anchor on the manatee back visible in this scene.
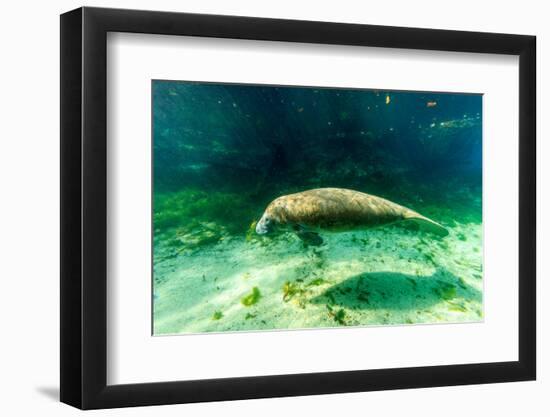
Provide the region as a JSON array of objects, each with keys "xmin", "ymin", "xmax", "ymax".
[{"xmin": 276, "ymin": 188, "xmax": 408, "ymax": 230}]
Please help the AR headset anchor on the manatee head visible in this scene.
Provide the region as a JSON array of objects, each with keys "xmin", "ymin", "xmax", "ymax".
[
  {"xmin": 255, "ymin": 211, "xmax": 277, "ymax": 235},
  {"xmin": 255, "ymin": 200, "xmax": 287, "ymax": 235}
]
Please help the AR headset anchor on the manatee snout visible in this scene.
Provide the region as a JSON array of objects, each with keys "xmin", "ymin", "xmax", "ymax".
[{"xmin": 255, "ymin": 213, "xmax": 274, "ymax": 235}]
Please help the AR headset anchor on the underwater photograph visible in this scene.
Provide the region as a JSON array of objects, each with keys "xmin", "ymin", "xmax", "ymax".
[{"xmin": 152, "ymin": 80, "xmax": 483, "ymax": 335}]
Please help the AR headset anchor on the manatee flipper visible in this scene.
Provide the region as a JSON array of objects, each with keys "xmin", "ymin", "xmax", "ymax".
[
  {"xmin": 293, "ymin": 225, "xmax": 324, "ymax": 246},
  {"xmin": 402, "ymin": 212, "xmax": 448, "ymax": 237}
]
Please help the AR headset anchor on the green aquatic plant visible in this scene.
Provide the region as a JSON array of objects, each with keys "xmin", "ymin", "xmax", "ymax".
[
  {"xmin": 212, "ymin": 311, "xmax": 223, "ymax": 320},
  {"xmin": 166, "ymin": 238, "xmax": 182, "ymax": 248},
  {"xmin": 434, "ymin": 281, "xmax": 457, "ymax": 300},
  {"xmin": 447, "ymin": 302, "xmax": 467, "ymax": 312},
  {"xmin": 307, "ymin": 278, "xmax": 327, "ymax": 287},
  {"xmin": 154, "ymin": 189, "xmax": 259, "ymax": 236},
  {"xmin": 424, "ymin": 252, "xmax": 436, "ymax": 265},
  {"xmin": 154, "ymin": 208, "xmax": 185, "ymax": 231},
  {"xmin": 245, "ymin": 313, "xmax": 257, "ymax": 320},
  {"xmin": 245, "ymin": 220, "xmax": 258, "ymax": 242},
  {"xmin": 282, "ymin": 281, "xmax": 300, "ymax": 302},
  {"xmin": 241, "ymin": 287, "xmax": 261, "ymax": 306},
  {"xmin": 327, "ymin": 305, "xmax": 347, "ymax": 325},
  {"xmin": 333, "ymin": 309, "xmax": 346, "ymax": 325}
]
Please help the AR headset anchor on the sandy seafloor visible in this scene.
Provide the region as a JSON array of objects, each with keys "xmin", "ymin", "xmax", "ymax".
[{"xmin": 153, "ymin": 219, "xmax": 483, "ymax": 335}]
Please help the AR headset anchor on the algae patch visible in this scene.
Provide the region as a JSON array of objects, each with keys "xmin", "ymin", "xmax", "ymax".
[
  {"xmin": 245, "ymin": 220, "xmax": 258, "ymax": 242},
  {"xmin": 241, "ymin": 287, "xmax": 261, "ymax": 306},
  {"xmin": 327, "ymin": 305, "xmax": 347, "ymax": 325},
  {"xmin": 307, "ymin": 278, "xmax": 328, "ymax": 287},
  {"xmin": 434, "ymin": 281, "xmax": 457, "ymax": 300},
  {"xmin": 282, "ymin": 281, "xmax": 300, "ymax": 302},
  {"xmin": 212, "ymin": 311, "xmax": 223, "ymax": 320}
]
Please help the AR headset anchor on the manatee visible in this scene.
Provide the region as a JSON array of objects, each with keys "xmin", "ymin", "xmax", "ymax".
[{"xmin": 255, "ymin": 187, "xmax": 448, "ymax": 246}]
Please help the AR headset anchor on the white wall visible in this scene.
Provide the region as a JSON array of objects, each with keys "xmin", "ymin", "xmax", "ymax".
[{"xmin": 0, "ymin": 0, "xmax": 545, "ymax": 415}]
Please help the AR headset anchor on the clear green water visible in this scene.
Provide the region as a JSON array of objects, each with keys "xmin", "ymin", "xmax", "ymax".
[{"xmin": 152, "ymin": 81, "xmax": 482, "ymax": 334}]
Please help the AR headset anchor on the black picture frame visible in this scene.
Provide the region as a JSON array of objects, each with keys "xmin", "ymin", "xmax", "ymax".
[{"xmin": 60, "ymin": 6, "xmax": 536, "ymax": 410}]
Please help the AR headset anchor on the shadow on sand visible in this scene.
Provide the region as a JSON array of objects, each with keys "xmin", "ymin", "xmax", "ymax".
[{"xmin": 311, "ymin": 268, "xmax": 481, "ymax": 311}]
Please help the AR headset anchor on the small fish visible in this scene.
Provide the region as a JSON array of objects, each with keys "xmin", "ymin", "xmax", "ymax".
[
  {"xmin": 297, "ymin": 107, "xmax": 304, "ymax": 112},
  {"xmin": 385, "ymin": 95, "xmax": 391, "ymax": 104},
  {"xmin": 426, "ymin": 101, "xmax": 437, "ymax": 108}
]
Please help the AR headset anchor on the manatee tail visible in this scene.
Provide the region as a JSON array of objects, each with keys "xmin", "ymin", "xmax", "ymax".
[{"xmin": 402, "ymin": 211, "xmax": 449, "ymax": 237}]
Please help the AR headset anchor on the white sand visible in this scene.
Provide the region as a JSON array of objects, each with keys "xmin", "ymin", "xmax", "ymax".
[{"xmin": 153, "ymin": 220, "xmax": 482, "ymax": 335}]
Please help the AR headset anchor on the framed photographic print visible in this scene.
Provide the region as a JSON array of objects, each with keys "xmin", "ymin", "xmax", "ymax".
[{"xmin": 60, "ymin": 7, "xmax": 536, "ymax": 409}]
